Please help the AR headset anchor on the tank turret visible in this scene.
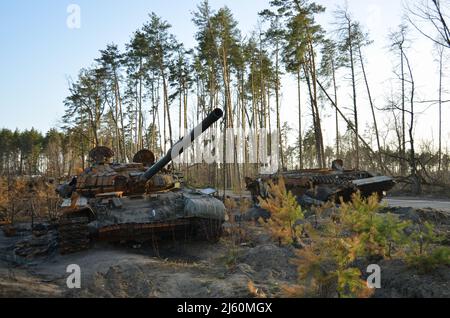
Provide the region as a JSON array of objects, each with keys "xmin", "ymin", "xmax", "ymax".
[{"xmin": 57, "ymin": 108, "xmax": 224, "ymax": 200}]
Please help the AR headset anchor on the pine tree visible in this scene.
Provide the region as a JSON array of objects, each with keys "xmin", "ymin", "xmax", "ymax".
[
  {"xmin": 197, "ymin": 5, "xmax": 241, "ymax": 191},
  {"xmin": 63, "ymin": 68, "xmax": 108, "ymax": 151},
  {"xmin": 259, "ymin": 9, "xmax": 286, "ymax": 170},
  {"xmin": 96, "ymin": 44, "xmax": 126, "ymax": 161},
  {"xmin": 264, "ymin": 0, "xmax": 326, "ymax": 168},
  {"xmin": 142, "ymin": 13, "xmax": 178, "ymax": 151},
  {"xmin": 125, "ymin": 30, "xmax": 149, "ymax": 153}
]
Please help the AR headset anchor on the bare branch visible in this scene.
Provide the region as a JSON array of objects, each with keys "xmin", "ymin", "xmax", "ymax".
[{"xmin": 406, "ymin": 0, "xmax": 450, "ymax": 48}]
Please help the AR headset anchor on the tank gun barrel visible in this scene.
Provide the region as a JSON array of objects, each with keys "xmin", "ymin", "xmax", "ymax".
[{"xmin": 140, "ymin": 108, "xmax": 223, "ymax": 181}]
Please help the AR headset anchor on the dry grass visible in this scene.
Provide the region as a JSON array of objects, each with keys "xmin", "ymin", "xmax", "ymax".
[{"xmin": 0, "ymin": 176, "xmax": 60, "ymax": 224}]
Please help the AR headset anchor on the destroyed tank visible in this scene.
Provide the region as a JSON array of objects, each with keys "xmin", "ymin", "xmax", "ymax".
[
  {"xmin": 56, "ymin": 109, "xmax": 225, "ymax": 254},
  {"xmin": 245, "ymin": 159, "xmax": 396, "ymax": 207}
]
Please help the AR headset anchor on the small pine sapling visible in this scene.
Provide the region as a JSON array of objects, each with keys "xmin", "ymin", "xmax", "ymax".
[
  {"xmin": 406, "ymin": 221, "xmax": 450, "ymax": 272},
  {"xmin": 258, "ymin": 178, "xmax": 304, "ymax": 246},
  {"xmin": 340, "ymin": 192, "xmax": 411, "ymax": 259}
]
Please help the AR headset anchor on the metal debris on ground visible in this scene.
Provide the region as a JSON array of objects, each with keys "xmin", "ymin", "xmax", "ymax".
[{"xmin": 13, "ymin": 224, "xmax": 58, "ymax": 259}]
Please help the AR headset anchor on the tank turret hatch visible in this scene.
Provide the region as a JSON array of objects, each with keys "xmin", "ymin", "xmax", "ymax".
[
  {"xmin": 133, "ymin": 149, "xmax": 155, "ymax": 167},
  {"xmin": 89, "ymin": 146, "xmax": 115, "ymax": 165}
]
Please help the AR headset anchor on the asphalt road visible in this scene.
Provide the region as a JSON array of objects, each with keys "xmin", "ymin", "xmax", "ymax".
[
  {"xmin": 221, "ymin": 190, "xmax": 450, "ymax": 212},
  {"xmin": 385, "ymin": 197, "xmax": 450, "ymax": 212}
]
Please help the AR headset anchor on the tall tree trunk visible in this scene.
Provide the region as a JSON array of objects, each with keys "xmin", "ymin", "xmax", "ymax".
[
  {"xmin": 138, "ymin": 58, "xmax": 144, "ymax": 151},
  {"xmin": 297, "ymin": 66, "xmax": 303, "ymax": 169},
  {"xmin": 304, "ymin": 65, "xmax": 320, "ymax": 168},
  {"xmin": 358, "ymin": 46, "xmax": 383, "ymax": 171},
  {"xmin": 150, "ymin": 74, "xmax": 156, "ymax": 152},
  {"xmin": 331, "ymin": 59, "xmax": 339, "ymax": 159},
  {"xmin": 438, "ymin": 47, "xmax": 443, "ymax": 172},
  {"xmin": 401, "ymin": 47, "xmax": 406, "ymax": 175},
  {"xmin": 267, "ymin": 86, "xmax": 272, "ymax": 149},
  {"xmin": 275, "ymin": 41, "xmax": 284, "ymax": 171},
  {"xmin": 179, "ymin": 81, "xmax": 183, "ymax": 140},
  {"xmin": 115, "ymin": 73, "xmax": 126, "ymax": 162},
  {"xmin": 309, "ymin": 43, "xmax": 325, "ymax": 168},
  {"xmin": 220, "ymin": 45, "xmax": 232, "ymax": 196},
  {"xmin": 112, "ymin": 74, "xmax": 121, "ymax": 161},
  {"xmin": 183, "ymin": 77, "xmax": 188, "ymax": 174},
  {"xmin": 348, "ymin": 20, "xmax": 359, "ymax": 169},
  {"xmin": 403, "ymin": 53, "xmax": 421, "ymax": 194},
  {"xmin": 161, "ymin": 70, "xmax": 173, "ymax": 149}
]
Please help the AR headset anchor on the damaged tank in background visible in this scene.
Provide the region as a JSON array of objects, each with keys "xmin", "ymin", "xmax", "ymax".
[
  {"xmin": 245, "ymin": 159, "xmax": 396, "ymax": 207},
  {"xmin": 56, "ymin": 108, "xmax": 225, "ymax": 254}
]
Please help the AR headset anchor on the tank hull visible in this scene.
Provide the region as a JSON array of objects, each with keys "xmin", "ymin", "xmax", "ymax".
[
  {"xmin": 246, "ymin": 164, "xmax": 395, "ymax": 206},
  {"xmin": 58, "ymin": 190, "xmax": 225, "ymax": 253}
]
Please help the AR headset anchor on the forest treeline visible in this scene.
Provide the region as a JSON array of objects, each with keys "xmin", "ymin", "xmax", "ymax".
[{"xmin": 1, "ymin": 0, "xmax": 449, "ymax": 194}]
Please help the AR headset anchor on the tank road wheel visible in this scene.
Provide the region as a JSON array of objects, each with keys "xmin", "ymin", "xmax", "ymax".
[
  {"xmin": 58, "ymin": 216, "xmax": 91, "ymax": 254},
  {"xmin": 194, "ymin": 218, "xmax": 223, "ymax": 243}
]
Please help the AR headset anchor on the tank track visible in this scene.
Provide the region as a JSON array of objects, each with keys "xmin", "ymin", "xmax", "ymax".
[
  {"xmin": 58, "ymin": 216, "xmax": 90, "ymax": 254},
  {"xmin": 96, "ymin": 218, "xmax": 224, "ymax": 243}
]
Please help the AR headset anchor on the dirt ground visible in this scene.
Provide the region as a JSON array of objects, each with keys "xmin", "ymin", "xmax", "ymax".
[
  {"xmin": 0, "ymin": 204, "xmax": 449, "ymax": 298},
  {"xmin": 0, "ymin": 225, "xmax": 296, "ymax": 298}
]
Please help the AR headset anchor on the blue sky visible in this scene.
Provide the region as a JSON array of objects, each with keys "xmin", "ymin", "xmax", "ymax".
[
  {"xmin": 0, "ymin": 0, "xmax": 448, "ymax": 150},
  {"xmin": 0, "ymin": 0, "xmax": 268, "ymax": 131}
]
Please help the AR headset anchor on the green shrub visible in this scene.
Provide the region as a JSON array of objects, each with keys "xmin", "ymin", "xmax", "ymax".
[{"xmin": 407, "ymin": 246, "xmax": 450, "ymax": 273}]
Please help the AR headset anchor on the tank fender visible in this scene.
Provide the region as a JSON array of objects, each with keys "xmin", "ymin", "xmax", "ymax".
[{"xmin": 184, "ymin": 196, "xmax": 226, "ymax": 221}]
